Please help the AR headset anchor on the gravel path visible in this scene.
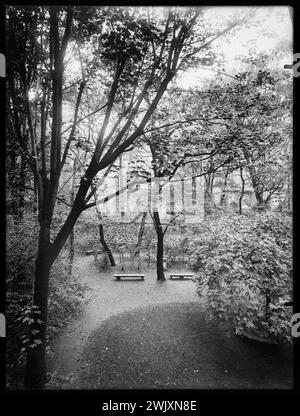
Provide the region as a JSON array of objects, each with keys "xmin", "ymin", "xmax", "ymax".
[
  {"xmin": 49, "ymin": 256, "xmax": 198, "ymax": 382},
  {"xmin": 48, "ymin": 255, "xmax": 293, "ymax": 389}
]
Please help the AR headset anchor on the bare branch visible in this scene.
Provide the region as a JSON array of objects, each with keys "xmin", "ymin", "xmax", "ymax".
[
  {"xmin": 163, "ymin": 213, "xmax": 181, "ymax": 236},
  {"xmin": 61, "ymin": 81, "xmax": 86, "ymax": 171},
  {"xmin": 61, "ymin": 103, "xmax": 108, "ymax": 136}
]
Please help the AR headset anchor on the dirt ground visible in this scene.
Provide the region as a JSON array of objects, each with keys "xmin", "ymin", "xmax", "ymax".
[{"xmin": 48, "ymin": 255, "xmax": 293, "ymax": 389}]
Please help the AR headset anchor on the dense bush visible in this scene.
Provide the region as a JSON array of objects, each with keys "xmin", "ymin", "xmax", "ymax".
[
  {"xmin": 6, "ymin": 213, "xmax": 87, "ymax": 388},
  {"xmin": 188, "ymin": 212, "xmax": 293, "ymax": 343},
  {"xmin": 6, "ymin": 214, "xmax": 36, "ymax": 387},
  {"xmin": 164, "ymin": 231, "xmax": 190, "ymax": 265},
  {"xmin": 47, "ymin": 255, "xmax": 88, "ymax": 345},
  {"xmin": 94, "ymin": 252, "xmax": 111, "ymax": 271}
]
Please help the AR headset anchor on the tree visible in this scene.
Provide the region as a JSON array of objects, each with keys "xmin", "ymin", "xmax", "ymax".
[
  {"xmin": 8, "ymin": 5, "xmax": 247, "ymax": 388},
  {"xmin": 197, "ymin": 58, "xmax": 292, "ymax": 208}
]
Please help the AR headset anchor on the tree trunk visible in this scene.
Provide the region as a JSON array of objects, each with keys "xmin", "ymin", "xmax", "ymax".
[
  {"xmin": 147, "ymin": 247, "xmax": 151, "ymax": 267},
  {"xmin": 239, "ymin": 166, "xmax": 245, "ymax": 215},
  {"xmin": 265, "ymin": 294, "xmax": 271, "ymax": 323},
  {"xmin": 220, "ymin": 166, "xmax": 230, "ymax": 206},
  {"xmin": 7, "ymin": 143, "xmax": 18, "ymax": 218},
  {"xmin": 210, "ymin": 172, "xmax": 215, "ymax": 196},
  {"xmin": 68, "ymin": 229, "xmax": 74, "ymax": 276},
  {"xmin": 134, "ymin": 212, "xmax": 147, "ymax": 260},
  {"xmin": 24, "ymin": 176, "xmax": 91, "ymax": 389},
  {"xmin": 24, "ymin": 222, "xmax": 51, "ymax": 389},
  {"xmin": 246, "ymin": 163, "xmax": 264, "ymax": 205},
  {"xmin": 153, "ymin": 211, "xmax": 165, "ymax": 282},
  {"xmin": 99, "ymin": 223, "xmax": 115, "ymax": 266},
  {"xmin": 253, "ymin": 188, "xmax": 264, "ymax": 205},
  {"xmin": 18, "ymin": 152, "xmax": 26, "ymax": 218},
  {"xmin": 134, "ymin": 212, "xmax": 147, "ymax": 269},
  {"xmin": 68, "ymin": 155, "xmax": 77, "ymax": 276}
]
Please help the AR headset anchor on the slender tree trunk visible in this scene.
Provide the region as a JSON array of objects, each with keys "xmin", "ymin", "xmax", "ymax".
[
  {"xmin": 253, "ymin": 188, "xmax": 264, "ymax": 205},
  {"xmin": 99, "ymin": 222, "xmax": 115, "ymax": 266},
  {"xmin": 265, "ymin": 294, "xmax": 271, "ymax": 323},
  {"xmin": 18, "ymin": 152, "xmax": 26, "ymax": 218},
  {"xmin": 24, "ymin": 222, "xmax": 51, "ymax": 389},
  {"xmin": 239, "ymin": 166, "xmax": 245, "ymax": 215},
  {"xmin": 147, "ymin": 247, "xmax": 151, "ymax": 267},
  {"xmin": 8, "ymin": 137, "xmax": 27, "ymax": 220},
  {"xmin": 204, "ymin": 180, "xmax": 214, "ymax": 215},
  {"xmin": 153, "ymin": 211, "xmax": 165, "ymax": 282},
  {"xmin": 210, "ymin": 172, "xmax": 214, "ymax": 196},
  {"xmin": 134, "ymin": 212, "xmax": 147, "ymax": 269},
  {"xmin": 92, "ymin": 175, "xmax": 115, "ymax": 267},
  {"xmin": 120, "ymin": 250, "xmax": 125, "ymax": 271},
  {"xmin": 68, "ymin": 229, "xmax": 75, "ymax": 276},
  {"xmin": 134, "ymin": 212, "xmax": 147, "ymax": 260},
  {"xmin": 246, "ymin": 163, "xmax": 264, "ymax": 205},
  {"xmin": 7, "ymin": 143, "xmax": 18, "ymax": 218},
  {"xmin": 220, "ymin": 166, "xmax": 230, "ymax": 206},
  {"xmin": 68, "ymin": 155, "xmax": 78, "ymax": 276}
]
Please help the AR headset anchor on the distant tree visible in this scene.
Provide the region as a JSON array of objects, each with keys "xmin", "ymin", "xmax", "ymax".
[{"xmin": 197, "ymin": 58, "xmax": 292, "ymax": 208}]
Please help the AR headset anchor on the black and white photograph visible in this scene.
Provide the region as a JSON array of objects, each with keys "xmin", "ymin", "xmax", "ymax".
[{"xmin": 4, "ymin": 4, "xmax": 294, "ymax": 394}]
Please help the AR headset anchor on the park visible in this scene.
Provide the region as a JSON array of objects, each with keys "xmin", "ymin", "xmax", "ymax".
[{"xmin": 6, "ymin": 6, "xmax": 293, "ymax": 390}]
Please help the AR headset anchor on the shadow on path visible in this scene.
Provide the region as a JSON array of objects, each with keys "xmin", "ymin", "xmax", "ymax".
[
  {"xmin": 49, "ymin": 256, "xmax": 293, "ymax": 389},
  {"xmin": 76, "ymin": 302, "xmax": 293, "ymax": 389}
]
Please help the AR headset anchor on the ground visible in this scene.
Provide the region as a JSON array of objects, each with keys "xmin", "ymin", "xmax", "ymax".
[{"xmin": 48, "ymin": 255, "xmax": 293, "ymax": 389}]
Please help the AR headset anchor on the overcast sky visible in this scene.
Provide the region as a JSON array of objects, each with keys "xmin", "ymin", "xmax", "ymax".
[{"xmin": 177, "ymin": 6, "xmax": 292, "ymax": 88}]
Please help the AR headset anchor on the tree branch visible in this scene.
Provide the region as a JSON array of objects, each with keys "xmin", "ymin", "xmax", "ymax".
[{"xmin": 60, "ymin": 80, "xmax": 86, "ymax": 171}]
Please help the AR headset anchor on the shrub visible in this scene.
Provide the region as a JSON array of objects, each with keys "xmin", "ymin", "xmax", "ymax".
[
  {"xmin": 94, "ymin": 252, "xmax": 111, "ymax": 272},
  {"xmin": 6, "ymin": 214, "xmax": 87, "ymax": 388},
  {"xmin": 47, "ymin": 254, "xmax": 88, "ymax": 346},
  {"xmin": 6, "ymin": 214, "xmax": 37, "ymax": 387},
  {"xmin": 188, "ymin": 212, "xmax": 293, "ymax": 343}
]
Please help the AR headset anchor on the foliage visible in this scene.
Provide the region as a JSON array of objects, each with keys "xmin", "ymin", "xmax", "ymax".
[
  {"xmin": 94, "ymin": 252, "xmax": 111, "ymax": 271},
  {"xmin": 197, "ymin": 63, "xmax": 292, "ymax": 205},
  {"xmin": 6, "ymin": 5, "xmax": 293, "ymax": 387},
  {"xmin": 164, "ymin": 230, "xmax": 190, "ymax": 264},
  {"xmin": 6, "ymin": 214, "xmax": 36, "ymax": 387},
  {"xmin": 188, "ymin": 212, "xmax": 292, "ymax": 343},
  {"xmin": 47, "ymin": 255, "xmax": 88, "ymax": 345},
  {"xmin": 6, "ymin": 214, "xmax": 87, "ymax": 388}
]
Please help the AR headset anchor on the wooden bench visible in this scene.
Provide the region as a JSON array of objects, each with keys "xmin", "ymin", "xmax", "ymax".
[
  {"xmin": 114, "ymin": 274, "xmax": 144, "ymax": 281},
  {"xmin": 169, "ymin": 273, "xmax": 194, "ymax": 280},
  {"xmin": 86, "ymin": 249, "xmax": 102, "ymax": 256}
]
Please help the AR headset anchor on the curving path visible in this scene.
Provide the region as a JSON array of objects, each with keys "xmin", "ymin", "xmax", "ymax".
[{"xmin": 48, "ymin": 255, "xmax": 293, "ymax": 389}]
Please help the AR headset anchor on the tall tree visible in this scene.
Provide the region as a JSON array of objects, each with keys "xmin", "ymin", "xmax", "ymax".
[{"xmin": 7, "ymin": 5, "xmax": 247, "ymax": 388}]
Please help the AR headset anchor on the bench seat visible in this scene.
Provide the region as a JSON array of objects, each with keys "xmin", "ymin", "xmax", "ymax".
[
  {"xmin": 114, "ymin": 274, "xmax": 144, "ymax": 281},
  {"xmin": 169, "ymin": 273, "xmax": 194, "ymax": 280}
]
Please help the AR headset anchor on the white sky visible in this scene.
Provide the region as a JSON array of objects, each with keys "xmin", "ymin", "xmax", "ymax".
[
  {"xmin": 177, "ymin": 6, "xmax": 293, "ymax": 89},
  {"xmin": 62, "ymin": 6, "xmax": 292, "ymax": 91},
  {"xmin": 56, "ymin": 6, "xmax": 293, "ymax": 125}
]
